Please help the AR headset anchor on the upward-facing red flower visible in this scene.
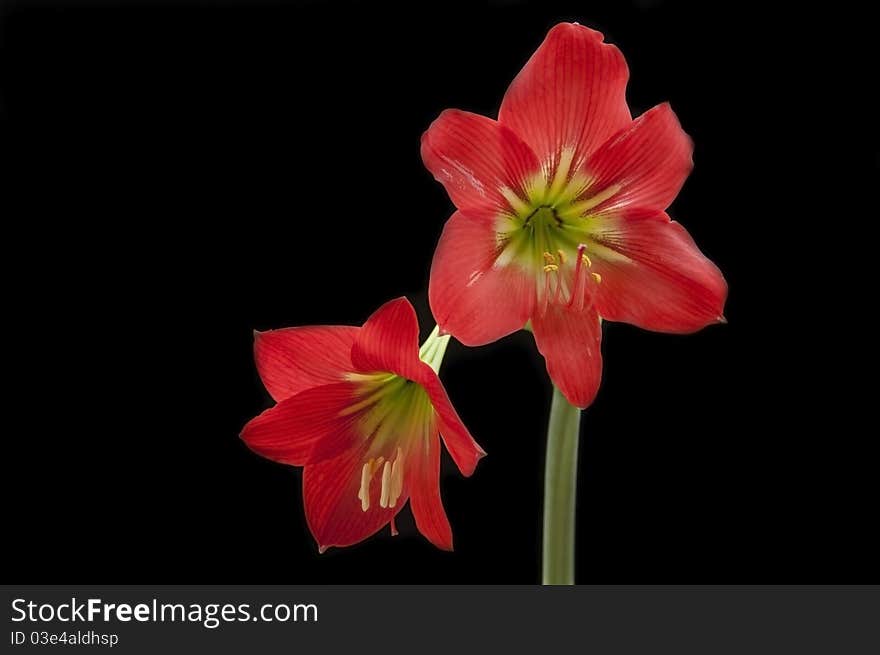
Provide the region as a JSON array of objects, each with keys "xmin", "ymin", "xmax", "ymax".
[
  {"xmin": 241, "ymin": 297, "xmax": 485, "ymax": 552},
  {"xmin": 422, "ymin": 23, "xmax": 728, "ymax": 408}
]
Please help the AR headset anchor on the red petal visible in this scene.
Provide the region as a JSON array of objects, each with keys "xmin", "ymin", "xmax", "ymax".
[
  {"xmin": 303, "ymin": 442, "xmax": 407, "ymax": 552},
  {"xmin": 531, "ymin": 306, "xmax": 603, "ymax": 409},
  {"xmin": 408, "ymin": 433, "xmax": 453, "ymax": 551},
  {"xmin": 350, "ymin": 297, "xmax": 424, "ymax": 380},
  {"xmin": 584, "ymin": 103, "xmax": 693, "ymax": 212},
  {"xmin": 590, "ymin": 209, "xmax": 727, "ymax": 332},
  {"xmin": 429, "ymin": 211, "xmax": 535, "ymax": 346},
  {"xmin": 240, "ymin": 382, "xmax": 361, "ymax": 466},
  {"xmin": 499, "ymin": 23, "xmax": 631, "ymax": 169},
  {"xmin": 254, "ymin": 326, "xmax": 357, "ymax": 402},
  {"xmin": 421, "ymin": 109, "xmax": 540, "ymax": 216},
  {"xmin": 422, "ymin": 373, "xmax": 486, "ymax": 477}
]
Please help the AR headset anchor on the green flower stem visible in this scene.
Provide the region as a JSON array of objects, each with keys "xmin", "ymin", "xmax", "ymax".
[
  {"xmin": 542, "ymin": 384, "xmax": 582, "ymax": 585},
  {"xmin": 419, "ymin": 325, "xmax": 451, "ymax": 373}
]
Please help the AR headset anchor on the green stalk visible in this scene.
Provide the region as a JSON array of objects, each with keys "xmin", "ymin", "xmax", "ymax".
[{"xmin": 542, "ymin": 384, "xmax": 582, "ymax": 585}]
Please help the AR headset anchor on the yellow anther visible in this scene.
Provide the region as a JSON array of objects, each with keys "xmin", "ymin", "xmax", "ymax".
[
  {"xmin": 358, "ymin": 462, "xmax": 372, "ymax": 512},
  {"xmin": 581, "ymin": 253, "xmax": 592, "ymax": 267},
  {"xmin": 542, "ymin": 251, "xmax": 556, "ymax": 265},
  {"xmin": 591, "ymin": 272, "xmax": 602, "ymax": 284},
  {"xmin": 379, "ymin": 460, "xmax": 392, "ymax": 508},
  {"xmin": 389, "ymin": 448, "xmax": 404, "ymax": 508},
  {"xmin": 357, "ymin": 457, "xmax": 387, "ymax": 511},
  {"xmin": 379, "ymin": 462, "xmax": 391, "ymax": 507},
  {"xmin": 556, "ymin": 249, "xmax": 567, "ymax": 265},
  {"xmin": 543, "ymin": 264, "xmax": 559, "ymax": 272}
]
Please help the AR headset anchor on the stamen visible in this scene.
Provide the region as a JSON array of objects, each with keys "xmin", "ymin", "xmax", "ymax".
[
  {"xmin": 389, "ymin": 448, "xmax": 404, "ymax": 508},
  {"xmin": 379, "ymin": 460, "xmax": 392, "ymax": 508},
  {"xmin": 357, "ymin": 457, "xmax": 385, "ymax": 511},
  {"xmin": 537, "ymin": 264, "xmax": 552, "ymax": 317},
  {"xmin": 567, "ymin": 244, "xmax": 590, "ymax": 312},
  {"xmin": 358, "ymin": 462, "xmax": 371, "ymax": 512},
  {"xmin": 542, "ymin": 251, "xmax": 556, "ymax": 265},
  {"xmin": 581, "ymin": 253, "xmax": 592, "ymax": 267},
  {"xmin": 556, "ymin": 249, "xmax": 567, "ymax": 265},
  {"xmin": 591, "ymin": 272, "xmax": 602, "ymax": 284},
  {"xmin": 543, "ymin": 264, "xmax": 559, "ymax": 272},
  {"xmin": 552, "ymin": 267, "xmax": 567, "ymax": 305}
]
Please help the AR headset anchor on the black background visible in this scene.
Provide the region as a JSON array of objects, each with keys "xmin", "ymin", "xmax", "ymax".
[{"xmin": 1, "ymin": 1, "xmax": 875, "ymax": 583}]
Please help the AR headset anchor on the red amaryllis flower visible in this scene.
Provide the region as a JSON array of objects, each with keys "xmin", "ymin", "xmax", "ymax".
[
  {"xmin": 240, "ymin": 297, "xmax": 485, "ymax": 552},
  {"xmin": 422, "ymin": 23, "xmax": 727, "ymax": 408}
]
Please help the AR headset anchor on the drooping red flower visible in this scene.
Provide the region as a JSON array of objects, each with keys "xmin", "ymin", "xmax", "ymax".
[
  {"xmin": 241, "ymin": 297, "xmax": 485, "ymax": 552},
  {"xmin": 422, "ymin": 23, "xmax": 727, "ymax": 408}
]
